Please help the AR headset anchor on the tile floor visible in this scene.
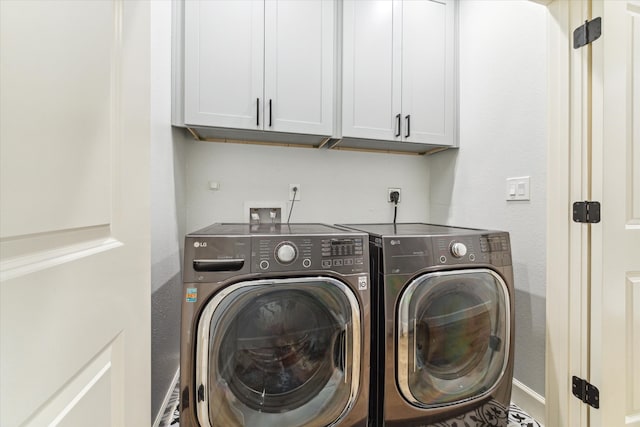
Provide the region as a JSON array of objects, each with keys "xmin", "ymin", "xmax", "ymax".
[{"xmin": 159, "ymin": 384, "xmax": 543, "ymax": 427}]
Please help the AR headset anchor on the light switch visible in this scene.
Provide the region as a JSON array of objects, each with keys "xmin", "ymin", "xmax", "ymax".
[{"xmin": 506, "ymin": 176, "xmax": 530, "ymax": 201}]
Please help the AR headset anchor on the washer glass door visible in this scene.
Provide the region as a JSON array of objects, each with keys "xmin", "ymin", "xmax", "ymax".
[
  {"xmin": 196, "ymin": 277, "xmax": 361, "ymax": 427},
  {"xmin": 397, "ymin": 269, "xmax": 510, "ymax": 407}
]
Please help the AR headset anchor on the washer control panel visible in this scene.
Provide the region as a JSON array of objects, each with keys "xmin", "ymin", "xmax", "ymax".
[
  {"xmin": 450, "ymin": 242, "xmax": 468, "ymax": 258},
  {"xmin": 252, "ymin": 236, "xmax": 367, "ymax": 274},
  {"xmin": 320, "ymin": 237, "xmax": 365, "ymax": 270},
  {"xmin": 275, "ymin": 242, "xmax": 297, "ymax": 264}
]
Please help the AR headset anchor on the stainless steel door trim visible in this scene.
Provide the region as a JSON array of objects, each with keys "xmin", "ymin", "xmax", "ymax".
[
  {"xmin": 396, "ymin": 268, "xmax": 511, "ymax": 408},
  {"xmin": 344, "ymin": 323, "xmax": 349, "ymax": 384},
  {"xmin": 195, "ymin": 276, "xmax": 363, "ymax": 427}
]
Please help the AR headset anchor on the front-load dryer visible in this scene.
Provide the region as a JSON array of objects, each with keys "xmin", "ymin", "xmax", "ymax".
[
  {"xmin": 180, "ymin": 223, "xmax": 371, "ymax": 427},
  {"xmin": 337, "ymin": 223, "xmax": 515, "ymax": 427}
]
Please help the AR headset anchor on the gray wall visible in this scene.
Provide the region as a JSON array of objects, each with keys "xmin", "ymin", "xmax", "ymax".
[
  {"xmin": 429, "ymin": 0, "xmax": 547, "ymax": 396},
  {"xmin": 151, "ymin": 2, "xmax": 185, "ymax": 421}
]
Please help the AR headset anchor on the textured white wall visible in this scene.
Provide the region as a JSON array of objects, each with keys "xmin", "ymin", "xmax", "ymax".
[
  {"xmin": 429, "ymin": 0, "xmax": 547, "ymax": 396},
  {"xmin": 151, "ymin": 0, "xmax": 181, "ymax": 293},
  {"xmin": 150, "ymin": 1, "xmax": 184, "ymax": 421},
  {"xmin": 184, "ymin": 141, "xmax": 431, "ymax": 233}
]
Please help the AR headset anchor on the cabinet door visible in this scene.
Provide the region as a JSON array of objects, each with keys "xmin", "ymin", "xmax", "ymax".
[
  {"xmin": 401, "ymin": 0, "xmax": 456, "ymax": 145},
  {"xmin": 342, "ymin": 0, "xmax": 402, "ymax": 141},
  {"xmin": 184, "ymin": 0, "xmax": 264, "ymax": 129},
  {"xmin": 264, "ymin": 0, "xmax": 335, "ymax": 135}
]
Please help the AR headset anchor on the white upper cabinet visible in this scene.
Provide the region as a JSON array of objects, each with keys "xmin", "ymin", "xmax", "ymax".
[
  {"xmin": 264, "ymin": 1, "xmax": 335, "ymax": 135},
  {"xmin": 184, "ymin": 0, "xmax": 335, "ymax": 136},
  {"xmin": 342, "ymin": 0, "xmax": 401, "ymax": 141},
  {"xmin": 184, "ymin": 1, "xmax": 264, "ymax": 130},
  {"xmin": 342, "ymin": 0, "xmax": 457, "ymax": 146}
]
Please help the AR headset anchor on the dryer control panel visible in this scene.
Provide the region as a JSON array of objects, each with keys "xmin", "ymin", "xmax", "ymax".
[
  {"xmin": 432, "ymin": 233, "xmax": 511, "ymax": 267},
  {"xmin": 381, "ymin": 232, "xmax": 512, "ymax": 275}
]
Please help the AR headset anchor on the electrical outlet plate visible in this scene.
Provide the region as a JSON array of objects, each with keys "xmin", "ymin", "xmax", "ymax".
[
  {"xmin": 388, "ymin": 188, "xmax": 401, "ymax": 203},
  {"xmin": 289, "ymin": 184, "xmax": 301, "ymax": 201}
]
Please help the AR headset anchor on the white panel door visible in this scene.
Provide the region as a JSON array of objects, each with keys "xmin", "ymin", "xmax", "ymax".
[
  {"xmin": 184, "ymin": 0, "xmax": 264, "ymax": 130},
  {"xmin": 401, "ymin": 0, "xmax": 456, "ymax": 146},
  {"xmin": 341, "ymin": 0, "xmax": 402, "ymax": 141},
  {"xmin": 264, "ymin": 0, "xmax": 335, "ymax": 135},
  {"xmin": 590, "ymin": 1, "xmax": 640, "ymax": 426},
  {"xmin": 0, "ymin": 0, "xmax": 150, "ymax": 426}
]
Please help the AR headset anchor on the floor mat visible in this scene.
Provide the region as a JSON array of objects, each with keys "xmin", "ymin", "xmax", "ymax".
[
  {"xmin": 507, "ymin": 403, "xmax": 543, "ymax": 427},
  {"xmin": 162, "ymin": 376, "xmax": 541, "ymax": 427},
  {"xmin": 164, "ymin": 402, "xmax": 542, "ymax": 427}
]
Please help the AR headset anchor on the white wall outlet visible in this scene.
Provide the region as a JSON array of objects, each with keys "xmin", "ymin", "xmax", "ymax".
[
  {"xmin": 506, "ymin": 176, "xmax": 530, "ymax": 201},
  {"xmin": 388, "ymin": 188, "xmax": 401, "ymax": 203},
  {"xmin": 289, "ymin": 184, "xmax": 301, "ymax": 201}
]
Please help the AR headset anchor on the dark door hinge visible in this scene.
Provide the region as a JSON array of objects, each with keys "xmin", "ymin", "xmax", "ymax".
[
  {"xmin": 574, "ymin": 17, "xmax": 602, "ymax": 49},
  {"xmin": 181, "ymin": 387, "xmax": 190, "ymax": 410},
  {"xmin": 572, "ymin": 376, "xmax": 600, "ymax": 409},
  {"xmin": 573, "ymin": 201, "xmax": 601, "ymax": 223}
]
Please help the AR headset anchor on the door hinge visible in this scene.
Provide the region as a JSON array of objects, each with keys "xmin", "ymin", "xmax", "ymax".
[
  {"xmin": 572, "ymin": 376, "xmax": 600, "ymax": 409},
  {"xmin": 573, "ymin": 201, "xmax": 601, "ymax": 223},
  {"xmin": 573, "ymin": 17, "xmax": 602, "ymax": 49}
]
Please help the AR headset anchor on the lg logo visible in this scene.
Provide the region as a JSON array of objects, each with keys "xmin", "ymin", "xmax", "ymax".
[{"xmin": 193, "ymin": 241, "xmax": 208, "ymax": 248}]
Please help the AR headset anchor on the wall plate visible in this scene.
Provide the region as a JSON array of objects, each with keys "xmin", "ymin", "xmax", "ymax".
[
  {"xmin": 244, "ymin": 201, "xmax": 287, "ymax": 223},
  {"xmin": 506, "ymin": 176, "xmax": 530, "ymax": 201}
]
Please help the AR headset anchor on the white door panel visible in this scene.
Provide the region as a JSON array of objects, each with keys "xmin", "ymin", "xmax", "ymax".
[
  {"xmin": 0, "ymin": 0, "xmax": 112, "ymax": 238},
  {"xmin": 591, "ymin": 1, "xmax": 640, "ymax": 425},
  {"xmin": 0, "ymin": 0, "xmax": 150, "ymax": 425},
  {"xmin": 21, "ymin": 340, "xmax": 120, "ymax": 427}
]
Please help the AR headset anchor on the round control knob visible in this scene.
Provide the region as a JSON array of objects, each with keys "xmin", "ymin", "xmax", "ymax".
[
  {"xmin": 450, "ymin": 242, "xmax": 468, "ymax": 258},
  {"xmin": 275, "ymin": 242, "xmax": 297, "ymax": 264}
]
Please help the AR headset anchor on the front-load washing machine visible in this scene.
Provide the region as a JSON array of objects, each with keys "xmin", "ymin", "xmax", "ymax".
[
  {"xmin": 337, "ymin": 223, "xmax": 515, "ymax": 427},
  {"xmin": 180, "ymin": 223, "xmax": 371, "ymax": 427}
]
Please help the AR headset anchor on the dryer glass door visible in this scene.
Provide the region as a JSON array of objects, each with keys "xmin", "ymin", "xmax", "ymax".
[
  {"xmin": 195, "ymin": 277, "xmax": 361, "ymax": 427},
  {"xmin": 397, "ymin": 268, "xmax": 510, "ymax": 407}
]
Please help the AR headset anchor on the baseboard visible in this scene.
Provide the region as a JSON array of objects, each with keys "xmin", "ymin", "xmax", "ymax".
[
  {"xmin": 153, "ymin": 368, "xmax": 180, "ymax": 427},
  {"xmin": 511, "ymin": 378, "xmax": 546, "ymax": 425}
]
